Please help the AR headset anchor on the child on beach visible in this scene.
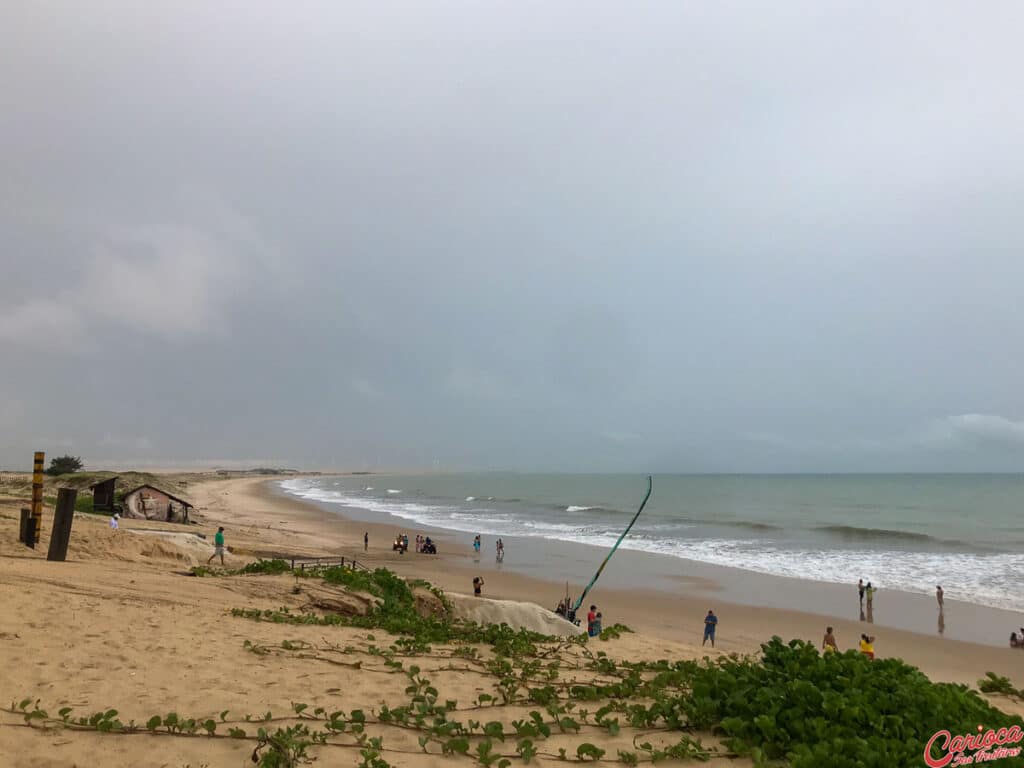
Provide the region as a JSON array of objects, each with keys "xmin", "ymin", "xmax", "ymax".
[
  {"xmin": 473, "ymin": 576, "xmax": 484, "ymax": 597},
  {"xmin": 109, "ymin": 513, "xmax": 119, "ymax": 530},
  {"xmin": 936, "ymin": 585, "xmax": 944, "ymax": 608},
  {"xmin": 859, "ymin": 633, "xmax": 875, "ymax": 660},
  {"xmin": 703, "ymin": 610, "xmax": 718, "ymax": 647},
  {"xmin": 822, "ymin": 626, "xmax": 838, "ymax": 653},
  {"xmin": 590, "ymin": 612, "xmax": 602, "ymax": 637},
  {"xmin": 586, "ymin": 605, "xmax": 597, "ymax": 635}
]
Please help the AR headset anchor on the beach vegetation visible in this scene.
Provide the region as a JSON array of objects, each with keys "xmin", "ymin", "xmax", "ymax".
[
  {"xmin": 597, "ymin": 624, "xmax": 632, "ymax": 641},
  {"xmin": 978, "ymin": 672, "xmax": 1024, "ymax": 701},
  {"xmin": 7, "ymin": 564, "xmax": 1022, "ymax": 767}
]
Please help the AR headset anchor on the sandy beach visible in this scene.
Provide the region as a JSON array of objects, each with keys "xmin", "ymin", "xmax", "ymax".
[{"xmin": 1, "ymin": 472, "xmax": 1022, "ymax": 768}]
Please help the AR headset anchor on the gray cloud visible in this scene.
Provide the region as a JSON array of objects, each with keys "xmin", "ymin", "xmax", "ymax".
[
  {"xmin": 2, "ymin": 1, "xmax": 1023, "ymax": 472},
  {"xmin": 927, "ymin": 414, "xmax": 1024, "ymax": 448}
]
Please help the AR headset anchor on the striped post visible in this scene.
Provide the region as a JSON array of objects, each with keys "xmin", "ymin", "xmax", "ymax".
[{"xmin": 31, "ymin": 451, "xmax": 44, "ymax": 543}]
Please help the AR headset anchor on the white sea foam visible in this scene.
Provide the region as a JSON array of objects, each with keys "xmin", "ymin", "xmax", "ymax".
[
  {"xmin": 387, "ymin": 489, "xmax": 401, "ymax": 494},
  {"xmin": 466, "ymin": 496, "xmax": 476, "ymax": 501},
  {"xmin": 566, "ymin": 505, "xmax": 596, "ymax": 512}
]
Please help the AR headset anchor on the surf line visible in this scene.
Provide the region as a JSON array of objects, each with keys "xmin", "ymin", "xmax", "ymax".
[{"xmin": 572, "ymin": 475, "xmax": 653, "ymax": 616}]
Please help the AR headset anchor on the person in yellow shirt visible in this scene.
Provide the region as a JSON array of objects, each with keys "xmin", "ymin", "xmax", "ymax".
[{"xmin": 859, "ymin": 633, "xmax": 875, "ymax": 660}]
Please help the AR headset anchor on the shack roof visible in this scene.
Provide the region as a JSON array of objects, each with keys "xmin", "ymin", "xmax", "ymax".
[
  {"xmin": 121, "ymin": 484, "xmax": 193, "ymax": 509},
  {"xmin": 88, "ymin": 476, "xmax": 119, "ymax": 490}
]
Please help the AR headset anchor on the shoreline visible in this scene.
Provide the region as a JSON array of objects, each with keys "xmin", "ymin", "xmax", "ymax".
[
  {"xmin": 206, "ymin": 477, "xmax": 1024, "ymax": 685},
  {"xmin": 267, "ymin": 478, "xmax": 1024, "ymax": 648}
]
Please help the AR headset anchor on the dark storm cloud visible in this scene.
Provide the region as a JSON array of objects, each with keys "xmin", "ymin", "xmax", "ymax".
[{"xmin": 2, "ymin": 1, "xmax": 1023, "ymax": 471}]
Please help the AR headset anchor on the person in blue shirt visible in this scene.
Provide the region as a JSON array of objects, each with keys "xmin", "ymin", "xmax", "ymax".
[{"xmin": 702, "ymin": 610, "xmax": 718, "ymax": 647}]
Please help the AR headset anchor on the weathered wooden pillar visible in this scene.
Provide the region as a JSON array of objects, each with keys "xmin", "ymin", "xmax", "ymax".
[
  {"xmin": 19, "ymin": 508, "xmax": 31, "ymax": 543},
  {"xmin": 24, "ymin": 517, "xmax": 36, "ymax": 549},
  {"xmin": 46, "ymin": 488, "xmax": 77, "ymax": 562},
  {"xmin": 31, "ymin": 451, "xmax": 44, "ymax": 543}
]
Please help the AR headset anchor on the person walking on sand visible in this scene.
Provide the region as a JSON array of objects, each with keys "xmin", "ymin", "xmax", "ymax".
[
  {"xmin": 823, "ymin": 626, "xmax": 838, "ymax": 653},
  {"xmin": 364, "ymin": 531, "xmax": 368, "ymax": 552},
  {"xmin": 473, "ymin": 576, "xmax": 484, "ymax": 597},
  {"xmin": 858, "ymin": 579, "xmax": 865, "ymax": 608},
  {"xmin": 703, "ymin": 610, "xmax": 718, "ymax": 647},
  {"xmin": 207, "ymin": 526, "xmax": 226, "ymax": 566},
  {"xmin": 936, "ymin": 585, "xmax": 944, "ymax": 609}
]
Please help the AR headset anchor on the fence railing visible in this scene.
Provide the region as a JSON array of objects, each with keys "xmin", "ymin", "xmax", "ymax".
[{"xmin": 289, "ymin": 556, "xmax": 369, "ymax": 573}]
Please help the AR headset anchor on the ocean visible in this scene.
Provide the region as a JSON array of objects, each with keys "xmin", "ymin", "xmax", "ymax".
[{"xmin": 279, "ymin": 473, "xmax": 1024, "ymax": 614}]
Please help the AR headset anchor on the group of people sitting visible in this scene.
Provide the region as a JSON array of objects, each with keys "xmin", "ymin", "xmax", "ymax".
[
  {"xmin": 552, "ymin": 599, "xmax": 603, "ymax": 636},
  {"xmin": 1010, "ymin": 628, "xmax": 1024, "ymax": 648},
  {"xmin": 554, "ymin": 597, "xmax": 579, "ymax": 626},
  {"xmin": 821, "ymin": 627, "xmax": 877, "ymax": 660}
]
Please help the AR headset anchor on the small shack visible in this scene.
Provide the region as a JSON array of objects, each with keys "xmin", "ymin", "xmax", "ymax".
[
  {"xmin": 121, "ymin": 484, "xmax": 193, "ymax": 523},
  {"xmin": 88, "ymin": 476, "xmax": 120, "ymax": 512}
]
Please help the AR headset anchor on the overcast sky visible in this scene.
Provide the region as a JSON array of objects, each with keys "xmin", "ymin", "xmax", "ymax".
[{"xmin": 2, "ymin": 1, "xmax": 1023, "ymax": 472}]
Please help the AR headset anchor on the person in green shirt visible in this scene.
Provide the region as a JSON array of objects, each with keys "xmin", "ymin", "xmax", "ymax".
[{"xmin": 207, "ymin": 526, "xmax": 226, "ymax": 566}]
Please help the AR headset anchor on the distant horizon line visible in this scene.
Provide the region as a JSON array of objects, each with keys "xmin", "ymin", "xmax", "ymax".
[{"xmin": 4, "ymin": 465, "xmax": 1021, "ymax": 478}]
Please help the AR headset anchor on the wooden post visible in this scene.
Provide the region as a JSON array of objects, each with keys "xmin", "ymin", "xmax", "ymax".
[
  {"xmin": 19, "ymin": 508, "xmax": 30, "ymax": 543},
  {"xmin": 24, "ymin": 517, "xmax": 36, "ymax": 549},
  {"xmin": 31, "ymin": 451, "xmax": 44, "ymax": 543},
  {"xmin": 46, "ymin": 488, "xmax": 77, "ymax": 562}
]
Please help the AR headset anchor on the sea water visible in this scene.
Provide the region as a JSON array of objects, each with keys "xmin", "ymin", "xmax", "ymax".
[{"xmin": 280, "ymin": 473, "xmax": 1024, "ymax": 613}]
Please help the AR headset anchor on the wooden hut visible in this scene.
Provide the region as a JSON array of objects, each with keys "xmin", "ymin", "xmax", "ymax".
[
  {"xmin": 121, "ymin": 484, "xmax": 193, "ymax": 523},
  {"xmin": 89, "ymin": 476, "xmax": 120, "ymax": 512}
]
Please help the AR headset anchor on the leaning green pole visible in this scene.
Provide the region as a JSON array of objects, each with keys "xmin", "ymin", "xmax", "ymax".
[{"xmin": 572, "ymin": 475, "xmax": 652, "ymax": 615}]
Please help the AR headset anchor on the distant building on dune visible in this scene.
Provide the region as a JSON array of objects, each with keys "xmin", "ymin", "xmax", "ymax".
[{"xmin": 121, "ymin": 484, "xmax": 193, "ymax": 523}]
